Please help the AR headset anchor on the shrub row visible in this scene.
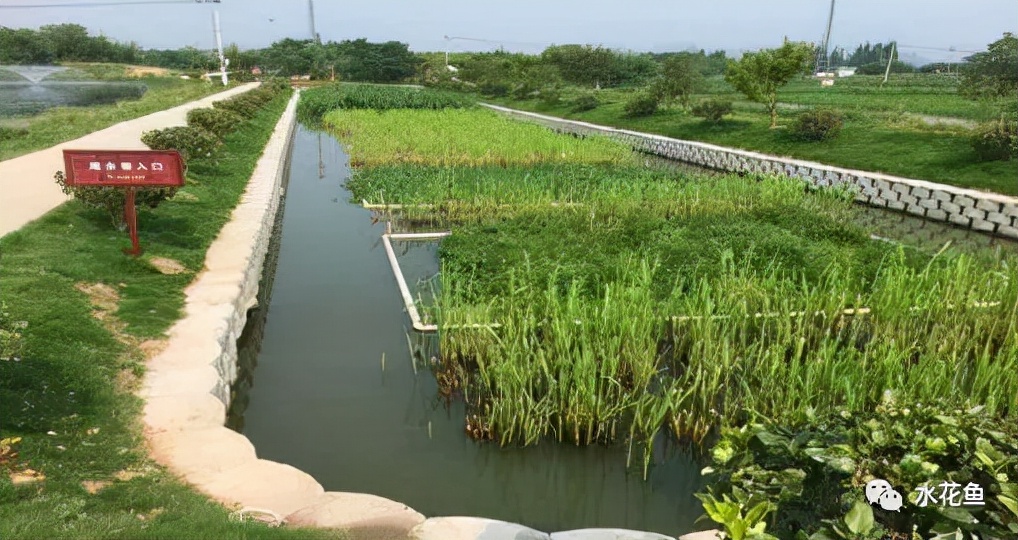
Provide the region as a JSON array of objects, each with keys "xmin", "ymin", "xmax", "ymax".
[
  {"xmin": 58, "ymin": 79, "xmax": 292, "ymax": 227},
  {"xmin": 142, "ymin": 78, "xmax": 291, "ymax": 162}
]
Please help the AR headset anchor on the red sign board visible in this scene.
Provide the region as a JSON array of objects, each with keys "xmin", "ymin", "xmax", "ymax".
[
  {"xmin": 62, "ymin": 149, "xmax": 186, "ymax": 256},
  {"xmin": 62, "ymin": 149, "xmax": 185, "ymax": 188}
]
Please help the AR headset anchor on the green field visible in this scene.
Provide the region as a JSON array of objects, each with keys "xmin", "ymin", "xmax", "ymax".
[{"xmin": 489, "ymin": 74, "xmax": 1018, "ymax": 195}]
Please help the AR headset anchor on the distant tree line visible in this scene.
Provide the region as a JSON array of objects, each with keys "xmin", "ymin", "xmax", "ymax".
[
  {"xmin": 0, "ymin": 24, "xmax": 421, "ymax": 83},
  {"xmin": 825, "ymin": 41, "xmax": 898, "ymax": 67},
  {"xmin": 0, "ymin": 24, "xmax": 141, "ymax": 65}
]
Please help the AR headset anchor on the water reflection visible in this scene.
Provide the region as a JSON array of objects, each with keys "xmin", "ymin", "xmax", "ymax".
[{"xmin": 231, "ymin": 125, "xmax": 707, "ymax": 536}]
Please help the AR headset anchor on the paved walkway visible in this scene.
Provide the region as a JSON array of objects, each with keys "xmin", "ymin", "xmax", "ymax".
[{"xmin": 0, "ymin": 82, "xmax": 260, "ymax": 238}]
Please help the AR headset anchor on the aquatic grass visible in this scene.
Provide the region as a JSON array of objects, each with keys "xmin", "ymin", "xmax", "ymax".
[
  {"xmin": 296, "ymin": 83, "xmax": 473, "ymax": 124},
  {"xmin": 435, "ymin": 248, "xmax": 1017, "ymax": 457},
  {"xmin": 336, "ymin": 99, "xmax": 1018, "ymax": 472},
  {"xmin": 323, "ymin": 109, "xmax": 632, "ymax": 167}
]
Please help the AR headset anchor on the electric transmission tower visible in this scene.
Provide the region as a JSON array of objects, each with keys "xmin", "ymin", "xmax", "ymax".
[{"xmin": 814, "ymin": 0, "xmax": 836, "ymax": 73}]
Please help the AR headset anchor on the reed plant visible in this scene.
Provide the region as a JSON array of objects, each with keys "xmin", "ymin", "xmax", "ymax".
[
  {"xmin": 435, "ymin": 248, "xmax": 1017, "ymax": 455},
  {"xmin": 296, "ymin": 83, "xmax": 472, "ymax": 124},
  {"xmin": 335, "ymin": 97, "xmax": 1018, "ymax": 471},
  {"xmin": 323, "ymin": 109, "xmax": 632, "ymax": 167}
]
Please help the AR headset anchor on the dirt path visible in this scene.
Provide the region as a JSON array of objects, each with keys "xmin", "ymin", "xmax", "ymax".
[{"xmin": 0, "ymin": 82, "xmax": 259, "ymax": 238}]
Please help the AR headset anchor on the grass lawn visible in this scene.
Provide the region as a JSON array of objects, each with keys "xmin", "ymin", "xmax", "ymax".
[
  {"xmin": 490, "ymin": 79, "xmax": 1018, "ymax": 195},
  {"xmin": 0, "ymin": 91, "xmax": 339, "ymax": 539},
  {"xmin": 0, "ymin": 76, "xmax": 234, "ymax": 161}
]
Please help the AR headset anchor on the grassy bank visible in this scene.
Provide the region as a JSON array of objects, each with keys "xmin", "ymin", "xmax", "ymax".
[
  {"xmin": 0, "ymin": 91, "xmax": 337, "ymax": 539},
  {"xmin": 0, "ymin": 76, "xmax": 233, "ymax": 161},
  {"xmin": 489, "ymin": 80, "xmax": 1018, "ymax": 195}
]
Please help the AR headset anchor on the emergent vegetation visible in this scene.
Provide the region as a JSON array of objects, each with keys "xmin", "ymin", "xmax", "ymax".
[
  {"xmin": 296, "ymin": 83, "xmax": 473, "ymax": 124},
  {"xmin": 328, "ymin": 90, "xmax": 1018, "ymax": 538},
  {"xmin": 322, "ymin": 108, "xmax": 631, "ymax": 167}
]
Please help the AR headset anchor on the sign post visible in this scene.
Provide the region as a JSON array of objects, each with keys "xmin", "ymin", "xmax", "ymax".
[{"xmin": 62, "ymin": 150, "xmax": 186, "ymax": 256}]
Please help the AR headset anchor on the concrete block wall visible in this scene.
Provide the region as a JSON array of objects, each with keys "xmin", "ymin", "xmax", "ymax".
[{"xmin": 483, "ymin": 104, "xmax": 1018, "ymax": 240}]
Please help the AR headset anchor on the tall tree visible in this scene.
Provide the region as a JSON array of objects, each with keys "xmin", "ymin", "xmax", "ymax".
[
  {"xmin": 960, "ymin": 32, "xmax": 1018, "ymax": 100},
  {"xmin": 0, "ymin": 27, "xmax": 53, "ymax": 64},
  {"xmin": 724, "ymin": 40, "xmax": 813, "ymax": 128},
  {"xmin": 38, "ymin": 24, "xmax": 90, "ymax": 61},
  {"xmin": 651, "ymin": 52, "xmax": 705, "ymax": 108}
]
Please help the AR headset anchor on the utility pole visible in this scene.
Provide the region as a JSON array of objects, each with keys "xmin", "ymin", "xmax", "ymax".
[
  {"xmin": 881, "ymin": 41, "xmax": 896, "ymax": 86},
  {"xmin": 815, "ymin": 0, "xmax": 836, "ymax": 73},
  {"xmin": 308, "ymin": 0, "xmax": 320, "ymax": 44},
  {"xmin": 212, "ymin": 10, "xmax": 228, "ymax": 86}
]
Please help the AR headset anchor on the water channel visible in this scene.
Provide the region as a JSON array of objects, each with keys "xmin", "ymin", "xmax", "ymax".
[{"xmin": 229, "ymin": 124, "xmax": 1017, "ymax": 537}]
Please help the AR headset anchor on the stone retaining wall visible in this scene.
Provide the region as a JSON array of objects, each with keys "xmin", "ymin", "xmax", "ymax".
[
  {"xmin": 142, "ymin": 92, "xmax": 426, "ymax": 536},
  {"xmin": 482, "ymin": 104, "xmax": 1018, "ymax": 240}
]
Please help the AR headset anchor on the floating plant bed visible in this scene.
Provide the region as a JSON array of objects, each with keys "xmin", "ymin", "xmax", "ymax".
[{"xmin": 291, "ymin": 84, "xmax": 1018, "ymax": 536}]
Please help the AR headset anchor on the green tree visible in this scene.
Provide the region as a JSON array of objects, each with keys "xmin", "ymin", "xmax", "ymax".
[
  {"xmin": 38, "ymin": 24, "xmax": 90, "ymax": 61},
  {"xmin": 724, "ymin": 40, "xmax": 814, "ymax": 128},
  {"xmin": 0, "ymin": 27, "xmax": 53, "ymax": 64},
  {"xmin": 960, "ymin": 32, "xmax": 1018, "ymax": 100},
  {"xmin": 541, "ymin": 44, "xmax": 653, "ymax": 88},
  {"xmin": 262, "ymin": 38, "xmax": 316, "ymax": 76},
  {"xmin": 651, "ymin": 52, "xmax": 705, "ymax": 108}
]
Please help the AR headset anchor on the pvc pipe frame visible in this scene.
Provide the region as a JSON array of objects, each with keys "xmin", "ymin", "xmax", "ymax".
[
  {"xmin": 382, "ymin": 233, "xmax": 1000, "ymax": 332},
  {"xmin": 380, "ymin": 225, "xmax": 1001, "ymax": 332},
  {"xmin": 382, "ymin": 232, "xmax": 444, "ymax": 333},
  {"xmin": 381, "ymin": 231, "xmax": 502, "ymax": 334}
]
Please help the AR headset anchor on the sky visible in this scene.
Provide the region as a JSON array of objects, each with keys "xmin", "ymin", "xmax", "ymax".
[{"xmin": 1, "ymin": 0, "xmax": 1016, "ymax": 62}]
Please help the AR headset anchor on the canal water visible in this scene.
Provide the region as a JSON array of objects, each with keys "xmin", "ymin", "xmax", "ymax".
[
  {"xmin": 232, "ymin": 125, "xmax": 706, "ymax": 535},
  {"xmin": 230, "ymin": 125, "xmax": 1017, "ymax": 536}
]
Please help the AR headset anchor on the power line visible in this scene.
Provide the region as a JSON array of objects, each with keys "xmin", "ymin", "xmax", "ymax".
[
  {"xmin": 1, "ymin": 0, "xmax": 212, "ymax": 8},
  {"xmin": 897, "ymin": 44, "xmax": 981, "ymax": 54}
]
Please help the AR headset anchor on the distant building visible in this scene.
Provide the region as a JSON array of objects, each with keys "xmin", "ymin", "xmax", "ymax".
[
  {"xmin": 251, "ymin": 66, "xmax": 262, "ymax": 75},
  {"xmin": 836, "ymin": 67, "xmax": 857, "ymax": 77}
]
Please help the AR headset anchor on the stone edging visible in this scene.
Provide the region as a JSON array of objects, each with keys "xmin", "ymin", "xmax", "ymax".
[
  {"xmin": 141, "ymin": 91, "xmax": 425, "ymax": 536},
  {"xmin": 141, "ymin": 92, "xmax": 719, "ymax": 540},
  {"xmin": 482, "ymin": 104, "xmax": 1018, "ymax": 240}
]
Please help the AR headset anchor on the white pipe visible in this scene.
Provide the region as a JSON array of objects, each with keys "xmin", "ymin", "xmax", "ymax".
[
  {"xmin": 381, "ymin": 232, "xmax": 500, "ymax": 333},
  {"xmin": 388, "ymin": 232, "xmax": 452, "ymax": 240},
  {"xmin": 382, "ymin": 233, "xmax": 432, "ymax": 332},
  {"xmin": 363, "ymin": 200, "xmax": 435, "ymax": 209},
  {"xmin": 363, "ymin": 201, "xmax": 581, "ymax": 209}
]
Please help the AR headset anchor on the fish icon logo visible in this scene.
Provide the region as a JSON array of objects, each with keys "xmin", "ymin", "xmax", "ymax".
[{"xmin": 865, "ymin": 479, "xmax": 904, "ymax": 511}]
